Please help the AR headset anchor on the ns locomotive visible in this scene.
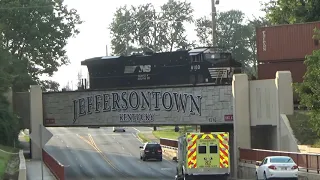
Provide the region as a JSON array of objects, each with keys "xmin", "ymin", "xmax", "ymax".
[{"xmin": 81, "ymin": 47, "xmax": 243, "ymax": 89}]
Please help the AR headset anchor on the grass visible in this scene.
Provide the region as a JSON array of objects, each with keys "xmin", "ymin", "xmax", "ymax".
[
  {"xmin": 153, "ymin": 126, "xmax": 197, "ymax": 140},
  {"xmin": 137, "ymin": 133, "xmax": 151, "ymax": 143},
  {"xmin": 0, "ymin": 145, "xmax": 19, "ymax": 179}
]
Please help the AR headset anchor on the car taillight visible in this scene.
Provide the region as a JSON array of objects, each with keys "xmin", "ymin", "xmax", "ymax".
[
  {"xmin": 268, "ymin": 165, "xmax": 276, "ymax": 170},
  {"xmin": 292, "ymin": 165, "xmax": 298, "ymax": 169},
  {"xmin": 157, "ymin": 149, "xmax": 162, "ymax": 153}
]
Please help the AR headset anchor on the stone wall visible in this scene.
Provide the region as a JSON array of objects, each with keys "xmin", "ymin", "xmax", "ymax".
[{"xmin": 43, "ymin": 85, "xmax": 234, "ymax": 126}]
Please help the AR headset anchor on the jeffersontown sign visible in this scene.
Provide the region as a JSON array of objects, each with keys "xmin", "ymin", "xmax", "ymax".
[{"xmin": 42, "ymin": 86, "xmax": 233, "ymax": 126}]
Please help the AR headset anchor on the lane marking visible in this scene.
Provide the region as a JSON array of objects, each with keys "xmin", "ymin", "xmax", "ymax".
[
  {"xmin": 133, "ymin": 133, "xmax": 144, "ymax": 144},
  {"xmin": 132, "ymin": 127, "xmax": 141, "ymax": 132},
  {"xmin": 76, "ymin": 134, "xmax": 119, "ymax": 172},
  {"xmin": 77, "ymin": 133, "xmax": 130, "ymax": 179},
  {"xmin": 131, "ymin": 133, "xmax": 137, "ymax": 138}
]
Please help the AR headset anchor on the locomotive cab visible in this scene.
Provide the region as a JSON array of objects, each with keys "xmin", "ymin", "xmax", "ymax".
[{"xmin": 188, "ymin": 47, "xmax": 242, "ymax": 85}]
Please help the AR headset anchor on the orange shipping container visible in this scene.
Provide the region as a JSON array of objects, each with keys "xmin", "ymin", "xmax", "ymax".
[
  {"xmin": 256, "ymin": 21, "xmax": 320, "ymax": 62},
  {"xmin": 257, "ymin": 60, "xmax": 306, "ymax": 83}
]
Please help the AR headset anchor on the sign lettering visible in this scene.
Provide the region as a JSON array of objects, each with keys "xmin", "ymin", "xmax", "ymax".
[
  {"xmin": 119, "ymin": 113, "xmax": 155, "ymax": 123},
  {"xmin": 138, "ymin": 65, "xmax": 151, "ymax": 73},
  {"xmin": 72, "ymin": 91, "xmax": 202, "ymax": 123}
]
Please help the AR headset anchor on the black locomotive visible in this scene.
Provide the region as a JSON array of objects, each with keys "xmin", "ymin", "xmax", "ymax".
[{"xmin": 81, "ymin": 47, "xmax": 243, "ymax": 89}]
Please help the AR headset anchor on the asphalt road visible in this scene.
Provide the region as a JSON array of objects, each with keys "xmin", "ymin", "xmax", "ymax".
[{"xmin": 44, "ymin": 127, "xmax": 176, "ymax": 180}]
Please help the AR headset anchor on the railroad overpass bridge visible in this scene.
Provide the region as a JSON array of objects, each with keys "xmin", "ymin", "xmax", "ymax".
[{"xmin": 8, "ymin": 71, "xmax": 298, "ymax": 179}]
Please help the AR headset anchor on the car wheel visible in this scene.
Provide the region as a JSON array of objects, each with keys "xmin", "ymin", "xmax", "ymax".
[
  {"xmin": 142, "ymin": 156, "xmax": 146, "ymax": 161},
  {"xmin": 183, "ymin": 173, "xmax": 189, "ymax": 180},
  {"xmin": 113, "ymin": 130, "xmax": 116, "ymax": 132},
  {"xmin": 140, "ymin": 156, "xmax": 142, "ymax": 160},
  {"xmin": 123, "ymin": 129, "xmax": 125, "ymax": 132},
  {"xmin": 263, "ymin": 172, "xmax": 268, "ymax": 180},
  {"xmin": 159, "ymin": 157, "xmax": 162, "ymax": 161}
]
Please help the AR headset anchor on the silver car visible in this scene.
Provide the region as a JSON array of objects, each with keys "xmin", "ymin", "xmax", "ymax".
[{"xmin": 113, "ymin": 127, "xmax": 125, "ymax": 132}]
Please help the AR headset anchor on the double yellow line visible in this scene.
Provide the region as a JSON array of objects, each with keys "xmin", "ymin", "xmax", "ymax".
[{"xmin": 76, "ymin": 133, "xmax": 120, "ymax": 171}]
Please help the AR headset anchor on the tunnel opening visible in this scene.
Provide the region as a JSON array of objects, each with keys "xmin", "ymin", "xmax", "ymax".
[{"xmin": 251, "ymin": 125, "xmax": 277, "ymax": 150}]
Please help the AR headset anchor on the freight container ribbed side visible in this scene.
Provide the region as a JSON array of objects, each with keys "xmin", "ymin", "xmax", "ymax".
[
  {"xmin": 257, "ymin": 60, "xmax": 306, "ymax": 83},
  {"xmin": 256, "ymin": 21, "xmax": 320, "ymax": 62}
]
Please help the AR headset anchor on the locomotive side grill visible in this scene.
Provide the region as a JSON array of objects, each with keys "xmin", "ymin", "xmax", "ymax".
[{"xmin": 208, "ymin": 68, "xmax": 231, "ymax": 78}]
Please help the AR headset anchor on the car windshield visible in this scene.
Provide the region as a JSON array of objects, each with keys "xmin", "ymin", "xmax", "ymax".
[
  {"xmin": 270, "ymin": 157, "xmax": 294, "ymax": 163},
  {"xmin": 146, "ymin": 144, "xmax": 161, "ymax": 150}
]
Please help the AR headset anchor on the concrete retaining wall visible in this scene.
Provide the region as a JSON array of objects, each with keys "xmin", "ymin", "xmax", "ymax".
[
  {"xmin": 18, "ymin": 150, "xmax": 27, "ymax": 180},
  {"xmin": 162, "ymin": 146, "xmax": 177, "ymax": 161}
]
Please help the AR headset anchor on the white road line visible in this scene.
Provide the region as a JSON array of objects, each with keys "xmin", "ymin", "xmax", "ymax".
[
  {"xmin": 132, "ymin": 127, "xmax": 141, "ymax": 132},
  {"xmin": 135, "ymin": 134, "xmax": 144, "ymax": 144}
]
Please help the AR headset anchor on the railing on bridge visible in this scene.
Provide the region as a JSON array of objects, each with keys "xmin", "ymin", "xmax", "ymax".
[
  {"xmin": 239, "ymin": 148, "xmax": 320, "ymax": 174},
  {"xmin": 42, "ymin": 149, "xmax": 65, "ymax": 180},
  {"xmin": 160, "ymin": 138, "xmax": 320, "ymax": 174},
  {"xmin": 159, "ymin": 138, "xmax": 178, "ymax": 149}
]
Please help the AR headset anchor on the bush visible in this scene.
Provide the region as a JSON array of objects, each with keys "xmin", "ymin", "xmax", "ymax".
[
  {"xmin": 0, "ymin": 95, "xmax": 21, "ymax": 146},
  {"xmin": 287, "ymin": 111, "xmax": 320, "ymax": 145}
]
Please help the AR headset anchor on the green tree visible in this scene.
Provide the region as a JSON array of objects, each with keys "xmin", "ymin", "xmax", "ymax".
[
  {"xmin": 262, "ymin": 0, "xmax": 320, "ymax": 24},
  {"xmin": 109, "ymin": 0, "xmax": 194, "ymax": 55},
  {"xmin": 0, "ymin": 42, "xmax": 21, "ymax": 146},
  {"xmin": 246, "ymin": 17, "xmax": 271, "ymax": 76},
  {"xmin": 156, "ymin": 0, "xmax": 194, "ymax": 52},
  {"xmin": 295, "ymin": 28, "xmax": 320, "ymax": 134},
  {"xmin": 0, "ymin": 0, "xmax": 82, "ymax": 91},
  {"xmin": 195, "ymin": 10, "xmax": 253, "ymax": 69}
]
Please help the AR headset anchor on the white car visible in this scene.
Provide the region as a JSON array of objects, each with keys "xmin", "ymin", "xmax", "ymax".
[
  {"xmin": 256, "ymin": 156, "xmax": 298, "ymax": 180},
  {"xmin": 113, "ymin": 127, "xmax": 125, "ymax": 132}
]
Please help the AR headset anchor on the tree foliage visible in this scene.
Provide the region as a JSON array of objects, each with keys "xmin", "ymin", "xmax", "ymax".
[
  {"xmin": 109, "ymin": 0, "xmax": 195, "ymax": 55},
  {"xmin": 262, "ymin": 0, "xmax": 320, "ymax": 24},
  {"xmin": 0, "ymin": 0, "xmax": 82, "ymax": 146},
  {"xmin": 0, "ymin": 0, "xmax": 82, "ymax": 91},
  {"xmin": 295, "ymin": 28, "xmax": 320, "ymax": 134},
  {"xmin": 195, "ymin": 10, "xmax": 269, "ymax": 75}
]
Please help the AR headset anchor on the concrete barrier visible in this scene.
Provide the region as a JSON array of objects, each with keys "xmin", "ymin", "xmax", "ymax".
[
  {"xmin": 238, "ymin": 162, "xmax": 320, "ymax": 180},
  {"xmin": 42, "ymin": 149, "xmax": 65, "ymax": 180},
  {"xmin": 18, "ymin": 150, "xmax": 27, "ymax": 180},
  {"xmin": 162, "ymin": 147, "xmax": 177, "ymax": 161}
]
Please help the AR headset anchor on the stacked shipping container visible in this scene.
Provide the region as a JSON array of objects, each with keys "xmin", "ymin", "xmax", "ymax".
[{"xmin": 256, "ymin": 21, "xmax": 320, "ymax": 82}]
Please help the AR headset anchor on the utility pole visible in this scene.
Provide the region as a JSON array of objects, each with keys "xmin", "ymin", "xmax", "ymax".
[
  {"xmin": 211, "ymin": 0, "xmax": 219, "ymax": 47},
  {"xmin": 125, "ymin": 13, "xmax": 129, "ymax": 55},
  {"xmin": 153, "ymin": 9, "xmax": 157, "ymax": 52}
]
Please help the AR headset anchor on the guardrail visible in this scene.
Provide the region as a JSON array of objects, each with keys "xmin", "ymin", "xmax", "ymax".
[
  {"xmin": 159, "ymin": 138, "xmax": 178, "ymax": 148},
  {"xmin": 42, "ymin": 149, "xmax": 65, "ymax": 180},
  {"xmin": 239, "ymin": 148, "xmax": 320, "ymax": 174},
  {"xmin": 18, "ymin": 150, "xmax": 27, "ymax": 180}
]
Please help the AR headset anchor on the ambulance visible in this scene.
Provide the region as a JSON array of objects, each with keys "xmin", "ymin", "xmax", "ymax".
[{"xmin": 175, "ymin": 132, "xmax": 230, "ymax": 180}]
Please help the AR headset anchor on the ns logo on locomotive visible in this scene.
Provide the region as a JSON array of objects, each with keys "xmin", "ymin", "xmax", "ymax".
[{"xmin": 81, "ymin": 47, "xmax": 243, "ymax": 89}]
